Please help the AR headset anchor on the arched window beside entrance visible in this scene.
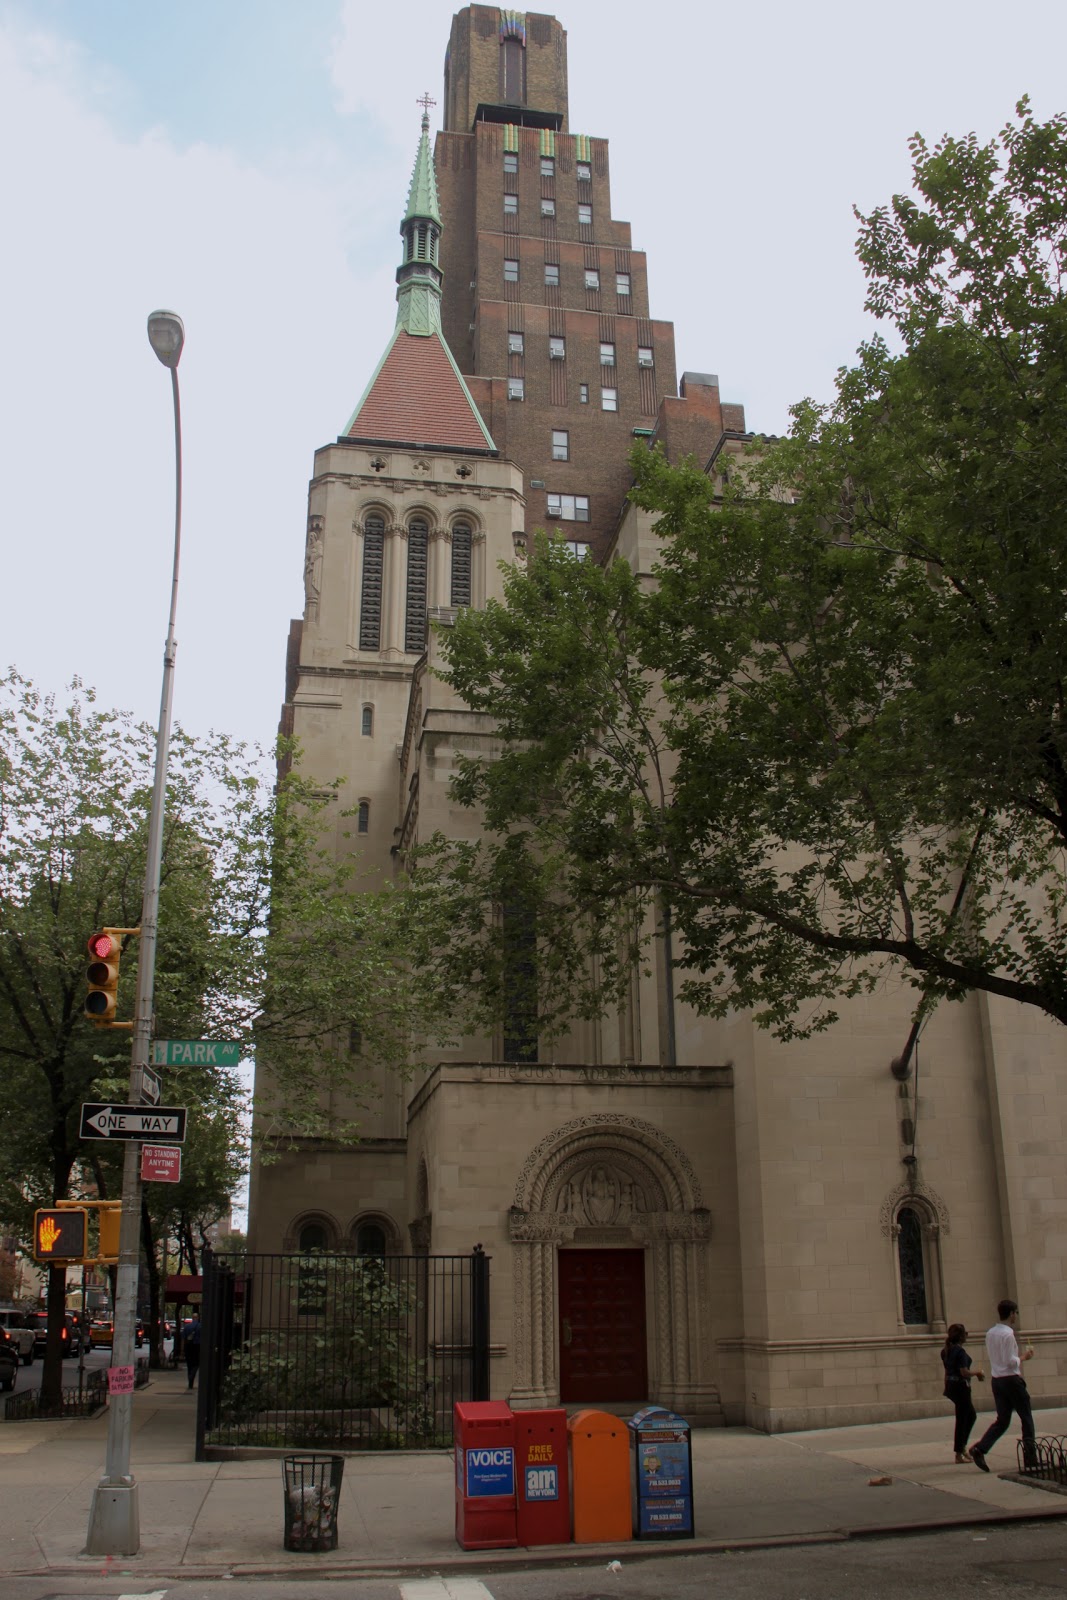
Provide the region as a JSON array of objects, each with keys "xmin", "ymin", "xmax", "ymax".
[
  {"xmin": 348, "ymin": 1212, "xmax": 400, "ymax": 1256},
  {"xmin": 888, "ymin": 1194, "xmax": 946, "ymax": 1331},
  {"xmin": 895, "ymin": 1206, "xmax": 927, "ymax": 1324}
]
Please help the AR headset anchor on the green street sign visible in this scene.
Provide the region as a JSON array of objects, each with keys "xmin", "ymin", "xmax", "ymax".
[{"xmin": 151, "ymin": 1039, "xmax": 241, "ymax": 1067}]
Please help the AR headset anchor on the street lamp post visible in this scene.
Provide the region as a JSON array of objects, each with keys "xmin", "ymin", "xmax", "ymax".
[{"xmin": 85, "ymin": 310, "xmax": 185, "ymax": 1558}]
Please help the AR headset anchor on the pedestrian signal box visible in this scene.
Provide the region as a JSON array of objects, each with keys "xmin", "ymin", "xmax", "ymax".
[
  {"xmin": 97, "ymin": 1206, "xmax": 121, "ymax": 1261},
  {"xmin": 33, "ymin": 1208, "xmax": 88, "ymax": 1263}
]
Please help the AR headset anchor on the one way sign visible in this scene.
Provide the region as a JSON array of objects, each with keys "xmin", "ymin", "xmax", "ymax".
[{"xmin": 79, "ymin": 1103, "xmax": 187, "ymax": 1143}]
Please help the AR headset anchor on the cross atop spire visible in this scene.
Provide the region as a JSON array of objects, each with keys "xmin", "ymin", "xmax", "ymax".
[{"xmin": 416, "ymin": 91, "xmax": 437, "ymax": 132}]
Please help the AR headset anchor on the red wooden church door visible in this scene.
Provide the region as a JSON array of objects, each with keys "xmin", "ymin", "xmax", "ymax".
[{"xmin": 557, "ymin": 1248, "xmax": 648, "ymax": 1403}]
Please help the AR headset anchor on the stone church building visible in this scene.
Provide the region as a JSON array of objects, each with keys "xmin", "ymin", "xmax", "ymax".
[{"xmin": 248, "ymin": 6, "xmax": 1067, "ymax": 1431}]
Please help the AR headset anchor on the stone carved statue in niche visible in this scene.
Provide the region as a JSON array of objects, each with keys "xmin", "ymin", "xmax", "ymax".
[
  {"xmin": 583, "ymin": 1165, "xmax": 617, "ymax": 1224},
  {"xmin": 554, "ymin": 1162, "xmax": 648, "ymax": 1226},
  {"xmin": 304, "ymin": 515, "xmax": 324, "ymax": 620}
]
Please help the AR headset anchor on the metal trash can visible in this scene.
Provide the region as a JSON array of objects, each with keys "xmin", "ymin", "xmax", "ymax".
[{"xmin": 282, "ymin": 1454, "xmax": 344, "ymax": 1552}]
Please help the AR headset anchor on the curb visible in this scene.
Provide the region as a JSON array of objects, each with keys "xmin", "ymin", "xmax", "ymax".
[{"xmin": 13, "ymin": 1500, "xmax": 1067, "ymax": 1583}]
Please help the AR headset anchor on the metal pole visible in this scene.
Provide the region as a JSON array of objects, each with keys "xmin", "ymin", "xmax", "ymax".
[{"xmin": 86, "ymin": 321, "xmax": 183, "ymax": 1558}]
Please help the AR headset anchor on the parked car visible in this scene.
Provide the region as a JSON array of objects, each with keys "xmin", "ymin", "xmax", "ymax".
[
  {"xmin": 0, "ymin": 1307, "xmax": 35, "ymax": 1366},
  {"xmin": 0, "ymin": 1329, "xmax": 18, "ymax": 1391},
  {"xmin": 90, "ymin": 1317, "xmax": 113, "ymax": 1346},
  {"xmin": 28, "ymin": 1312, "xmax": 82, "ymax": 1358}
]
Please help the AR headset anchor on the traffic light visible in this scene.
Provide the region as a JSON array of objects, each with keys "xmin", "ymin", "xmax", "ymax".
[
  {"xmin": 97, "ymin": 1207, "xmax": 121, "ymax": 1261},
  {"xmin": 32, "ymin": 1208, "xmax": 87, "ymax": 1263},
  {"xmin": 85, "ymin": 928, "xmax": 121, "ymax": 1025}
]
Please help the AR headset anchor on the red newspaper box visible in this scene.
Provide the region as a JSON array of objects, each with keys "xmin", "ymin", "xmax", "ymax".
[
  {"xmin": 454, "ymin": 1400, "xmax": 519, "ymax": 1550},
  {"xmin": 515, "ymin": 1407, "xmax": 571, "ymax": 1546}
]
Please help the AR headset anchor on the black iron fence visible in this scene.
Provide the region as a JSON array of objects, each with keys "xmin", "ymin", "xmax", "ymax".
[
  {"xmin": 4, "ymin": 1369, "xmax": 107, "ymax": 1422},
  {"xmin": 196, "ymin": 1245, "xmax": 490, "ymax": 1458},
  {"xmin": 1018, "ymin": 1434, "xmax": 1065, "ymax": 1480}
]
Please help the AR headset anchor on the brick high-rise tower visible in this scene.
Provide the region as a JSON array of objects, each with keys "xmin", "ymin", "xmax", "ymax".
[{"xmin": 436, "ymin": 7, "xmax": 679, "ymax": 558}]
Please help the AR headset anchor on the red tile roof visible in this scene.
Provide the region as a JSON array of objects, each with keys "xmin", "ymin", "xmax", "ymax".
[{"xmin": 347, "ymin": 330, "xmax": 492, "ymax": 450}]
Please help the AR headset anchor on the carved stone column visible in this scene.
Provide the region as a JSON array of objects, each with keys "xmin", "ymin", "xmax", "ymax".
[
  {"xmin": 508, "ymin": 1208, "xmax": 569, "ymax": 1408},
  {"xmin": 383, "ymin": 523, "xmax": 405, "ymax": 653}
]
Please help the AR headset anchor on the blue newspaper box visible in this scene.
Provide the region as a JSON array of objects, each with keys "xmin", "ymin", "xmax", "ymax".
[
  {"xmin": 627, "ymin": 1406, "xmax": 694, "ymax": 1539},
  {"xmin": 453, "ymin": 1400, "xmax": 519, "ymax": 1550}
]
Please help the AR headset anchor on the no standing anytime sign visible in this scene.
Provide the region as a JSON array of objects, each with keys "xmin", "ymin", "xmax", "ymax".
[{"xmin": 140, "ymin": 1145, "xmax": 182, "ymax": 1183}]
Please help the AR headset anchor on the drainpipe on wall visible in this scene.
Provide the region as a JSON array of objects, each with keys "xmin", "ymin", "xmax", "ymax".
[{"xmin": 662, "ymin": 899, "xmax": 678, "ymax": 1067}]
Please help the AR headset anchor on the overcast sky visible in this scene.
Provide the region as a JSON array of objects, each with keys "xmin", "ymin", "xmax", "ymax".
[{"xmin": 2, "ymin": 0, "xmax": 1064, "ymax": 753}]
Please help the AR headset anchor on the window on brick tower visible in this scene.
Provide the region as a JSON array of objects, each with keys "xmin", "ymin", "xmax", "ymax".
[
  {"xmin": 358, "ymin": 515, "xmax": 384, "ymax": 651},
  {"xmin": 576, "ymin": 162, "xmax": 591, "ymax": 183},
  {"xmin": 508, "ymin": 330, "xmax": 524, "ymax": 354},
  {"xmin": 508, "ymin": 376, "xmax": 525, "ymax": 401},
  {"xmin": 405, "ymin": 518, "xmax": 428, "ymax": 651},
  {"xmin": 600, "ymin": 341, "xmax": 615, "ymax": 366},
  {"xmin": 544, "ymin": 262, "xmax": 560, "ymax": 287},
  {"xmin": 551, "ymin": 429, "xmax": 569, "ymax": 461},
  {"xmin": 504, "ymin": 258, "xmax": 519, "ymax": 282},
  {"xmin": 584, "ymin": 268, "xmax": 600, "ymax": 291},
  {"xmin": 549, "ymin": 335, "xmax": 565, "ymax": 360},
  {"xmin": 601, "ymin": 387, "xmax": 618, "ymax": 411},
  {"xmin": 504, "ymin": 151, "xmax": 518, "ymax": 175},
  {"xmin": 504, "ymin": 192, "xmax": 518, "ymax": 215},
  {"xmin": 541, "ymin": 199, "xmax": 555, "ymax": 218},
  {"xmin": 579, "ymin": 384, "xmax": 589, "ymax": 403},
  {"xmin": 638, "ymin": 346, "xmax": 654, "ymax": 368},
  {"xmin": 540, "ymin": 155, "xmax": 555, "ymax": 177},
  {"xmin": 561, "ymin": 539, "xmax": 590, "ymax": 559},
  {"xmin": 547, "ymin": 493, "xmax": 589, "ymax": 522},
  {"xmin": 616, "ymin": 271, "xmax": 631, "ymax": 298},
  {"xmin": 451, "ymin": 522, "xmax": 472, "ymax": 607},
  {"xmin": 578, "ymin": 203, "xmax": 592, "ymax": 226},
  {"xmin": 501, "ymin": 34, "xmax": 525, "ymax": 104}
]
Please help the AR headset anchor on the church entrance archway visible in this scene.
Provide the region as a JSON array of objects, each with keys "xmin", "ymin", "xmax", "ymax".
[
  {"xmin": 558, "ymin": 1248, "xmax": 647, "ymax": 1403},
  {"xmin": 508, "ymin": 1114, "xmax": 716, "ymax": 1414}
]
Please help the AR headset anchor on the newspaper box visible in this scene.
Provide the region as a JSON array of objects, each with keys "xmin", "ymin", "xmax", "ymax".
[
  {"xmin": 568, "ymin": 1409, "xmax": 632, "ymax": 1544},
  {"xmin": 454, "ymin": 1400, "xmax": 519, "ymax": 1550},
  {"xmin": 627, "ymin": 1406, "xmax": 694, "ymax": 1538},
  {"xmin": 515, "ymin": 1407, "xmax": 571, "ymax": 1546}
]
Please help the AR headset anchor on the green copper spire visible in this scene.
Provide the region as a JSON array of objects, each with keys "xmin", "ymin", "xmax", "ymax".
[
  {"xmin": 404, "ymin": 105, "xmax": 442, "ymax": 227},
  {"xmin": 396, "ymin": 102, "xmax": 443, "ymax": 335}
]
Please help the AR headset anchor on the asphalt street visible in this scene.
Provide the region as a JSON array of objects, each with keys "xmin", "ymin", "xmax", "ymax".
[{"xmin": 5, "ymin": 1522, "xmax": 1067, "ymax": 1599}]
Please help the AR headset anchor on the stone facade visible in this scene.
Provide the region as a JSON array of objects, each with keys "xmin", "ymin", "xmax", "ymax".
[{"xmin": 248, "ymin": 6, "xmax": 1067, "ymax": 1431}]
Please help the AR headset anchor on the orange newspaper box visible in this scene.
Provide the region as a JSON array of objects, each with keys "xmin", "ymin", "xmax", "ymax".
[
  {"xmin": 568, "ymin": 1409, "xmax": 632, "ymax": 1544},
  {"xmin": 515, "ymin": 1407, "xmax": 571, "ymax": 1546},
  {"xmin": 454, "ymin": 1400, "xmax": 519, "ymax": 1551}
]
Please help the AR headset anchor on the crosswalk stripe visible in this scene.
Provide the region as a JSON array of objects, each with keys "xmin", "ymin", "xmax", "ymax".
[{"xmin": 399, "ymin": 1581, "xmax": 496, "ymax": 1600}]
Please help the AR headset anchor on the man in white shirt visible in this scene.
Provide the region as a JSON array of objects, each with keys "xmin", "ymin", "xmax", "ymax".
[{"xmin": 969, "ymin": 1298, "xmax": 1036, "ymax": 1471}]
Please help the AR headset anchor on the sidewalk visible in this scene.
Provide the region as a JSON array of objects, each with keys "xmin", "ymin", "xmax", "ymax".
[{"xmin": 3, "ymin": 1368, "xmax": 1066, "ymax": 1581}]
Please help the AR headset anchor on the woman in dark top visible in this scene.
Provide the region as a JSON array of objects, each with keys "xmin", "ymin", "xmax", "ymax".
[{"xmin": 941, "ymin": 1323, "xmax": 985, "ymax": 1462}]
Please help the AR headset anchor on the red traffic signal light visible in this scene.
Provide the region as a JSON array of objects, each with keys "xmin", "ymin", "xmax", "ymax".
[
  {"xmin": 32, "ymin": 1208, "xmax": 88, "ymax": 1263},
  {"xmin": 85, "ymin": 928, "xmax": 122, "ymax": 1025}
]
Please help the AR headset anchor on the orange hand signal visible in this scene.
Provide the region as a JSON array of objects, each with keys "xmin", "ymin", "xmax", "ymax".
[{"xmin": 38, "ymin": 1216, "xmax": 59, "ymax": 1253}]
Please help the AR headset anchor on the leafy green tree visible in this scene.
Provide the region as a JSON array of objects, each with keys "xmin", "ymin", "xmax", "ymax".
[
  {"xmin": 417, "ymin": 100, "xmax": 1067, "ymax": 1042},
  {"xmin": 0, "ymin": 669, "xmax": 445, "ymax": 1404}
]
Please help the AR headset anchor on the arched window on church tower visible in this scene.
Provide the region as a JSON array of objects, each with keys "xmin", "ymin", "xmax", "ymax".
[
  {"xmin": 451, "ymin": 522, "xmax": 472, "ymax": 607},
  {"xmin": 405, "ymin": 518, "xmax": 429, "ymax": 651},
  {"xmin": 359, "ymin": 515, "xmax": 385, "ymax": 651}
]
